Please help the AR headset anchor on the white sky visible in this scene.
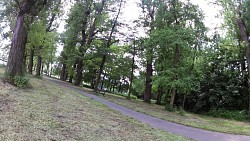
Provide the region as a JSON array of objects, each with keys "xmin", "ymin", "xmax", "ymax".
[
  {"xmin": 122, "ymin": 0, "xmax": 222, "ymax": 29},
  {"xmin": 58, "ymin": 0, "xmax": 222, "ymax": 33}
]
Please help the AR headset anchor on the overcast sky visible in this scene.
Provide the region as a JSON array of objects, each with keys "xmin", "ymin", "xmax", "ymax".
[
  {"xmin": 57, "ymin": 0, "xmax": 222, "ymax": 33},
  {"xmin": 122, "ymin": 0, "xmax": 222, "ymax": 29}
]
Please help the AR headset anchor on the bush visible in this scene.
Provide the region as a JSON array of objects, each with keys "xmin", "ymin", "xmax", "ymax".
[
  {"xmin": 4, "ymin": 73, "xmax": 29, "ymax": 88},
  {"xmin": 165, "ymin": 105, "xmax": 177, "ymax": 112},
  {"xmin": 13, "ymin": 75, "xmax": 29, "ymax": 88},
  {"xmin": 179, "ymin": 107, "xmax": 186, "ymax": 116}
]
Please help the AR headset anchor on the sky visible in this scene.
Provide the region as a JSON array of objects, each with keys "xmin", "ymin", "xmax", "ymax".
[
  {"xmin": 57, "ymin": 0, "xmax": 222, "ymax": 34},
  {"xmin": 189, "ymin": 0, "xmax": 223, "ymax": 29},
  {"xmin": 122, "ymin": 0, "xmax": 222, "ymax": 29}
]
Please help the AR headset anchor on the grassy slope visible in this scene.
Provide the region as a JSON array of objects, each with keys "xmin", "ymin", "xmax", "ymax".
[
  {"xmin": 0, "ymin": 69, "xmax": 191, "ymax": 141},
  {"xmin": 56, "ymin": 80, "xmax": 250, "ymax": 136},
  {"xmin": 98, "ymin": 94, "xmax": 250, "ymax": 135}
]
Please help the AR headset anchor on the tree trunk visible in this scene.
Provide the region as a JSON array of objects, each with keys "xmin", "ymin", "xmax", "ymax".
[
  {"xmin": 94, "ymin": 55, "xmax": 106, "ymax": 91},
  {"xmin": 60, "ymin": 64, "xmax": 66, "ymax": 81},
  {"xmin": 170, "ymin": 89, "xmax": 176, "ymax": 108},
  {"xmin": 28, "ymin": 46, "xmax": 34, "ymax": 74},
  {"xmin": 6, "ymin": 0, "xmax": 47, "ymax": 79},
  {"xmin": 91, "ymin": 78, "xmax": 95, "ymax": 89},
  {"xmin": 112, "ymin": 83, "xmax": 116, "ymax": 92},
  {"xmin": 182, "ymin": 95, "xmax": 186, "ymax": 109},
  {"xmin": 64, "ymin": 71, "xmax": 68, "ymax": 81},
  {"xmin": 128, "ymin": 41, "xmax": 136, "ymax": 99},
  {"xmin": 36, "ymin": 56, "xmax": 42, "ymax": 77},
  {"xmin": 156, "ymin": 86, "xmax": 163, "ymax": 105},
  {"xmin": 50, "ymin": 63, "xmax": 53, "ymax": 77},
  {"xmin": 94, "ymin": 0, "xmax": 123, "ymax": 92},
  {"xmin": 101, "ymin": 74, "xmax": 105, "ymax": 89},
  {"xmin": 69, "ymin": 76, "xmax": 73, "ymax": 83},
  {"xmin": 169, "ymin": 45, "xmax": 180, "ymax": 108},
  {"xmin": 69, "ymin": 62, "xmax": 76, "ymax": 83},
  {"xmin": 118, "ymin": 82, "xmax": 122, "ymax": 93},
  {"xmin": 74, "ymin": 59, "xmax": 83, "ymax": 86},
  {"xmin": 109, "ymin": 85, "xmax": 112, "ymax": 92},
  {"xmin": 236, "ymin": 18, "xmax": 250, "ymax": 111},
  {"xmin": 6, "ymin": 13, "xmax": 28, "ymax": 77},
  {"xmin": 144, "ymin": 60, "xmax": 153, "ymax": 103}
]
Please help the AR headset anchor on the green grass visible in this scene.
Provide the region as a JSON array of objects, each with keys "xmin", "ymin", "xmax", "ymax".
[
  {"xmin": 44, "ymin": 75, "xmax": 250, "ymax": 136},
  {"xmin": 98, "ymin": 93, "xmax": 250, "ymax": 135},
  {"xmin": 0, "ymin": 68, "xmax": 192, "ymax": 141}
]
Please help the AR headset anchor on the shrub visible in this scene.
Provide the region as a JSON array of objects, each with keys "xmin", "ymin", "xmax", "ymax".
[
  {"xmin": 13, "ymin": 75, "xmax": 29, "ymax": 88},
  {"xmin": 165, "ymin": 105, "xmax": 177, "ymax": 112},
  {"xmin": 179, "ymin": 107, "xmax": 186, "ymax": 116},
  {"xmin": 4, "ymin": 73, "xmax": 29, "ymax": 88}
]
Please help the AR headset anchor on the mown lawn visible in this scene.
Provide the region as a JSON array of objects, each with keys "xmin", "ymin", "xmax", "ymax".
[
  {"xmin": 98, "ymin": 93, "xmax": 250, "ymax": 136},
  {"xmin": 55, "ymin": 80, "xmax": 250, "ymax": 135},
  {"xmin": 0, "ymin": 69, "xmax": 192, "ymax": 141}
]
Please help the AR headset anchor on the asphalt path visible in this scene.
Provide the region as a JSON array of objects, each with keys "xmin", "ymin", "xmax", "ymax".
[{"xmin": 47, "ymin": 77, "xmax": 250, "ymax": 141}]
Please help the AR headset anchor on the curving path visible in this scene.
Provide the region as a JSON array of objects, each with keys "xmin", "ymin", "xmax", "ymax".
[{"xmin": 47, "ymin": 77, "xmax": 250, "ymax": 141}]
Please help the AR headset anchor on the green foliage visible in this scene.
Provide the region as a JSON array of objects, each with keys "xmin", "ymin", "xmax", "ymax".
[
  {"xmin": 179, "ymin": 107, "xmax": 186, "ymax": 117},
  {"xmin": 13, "ymin": 75, "xmax": 29, "ymax": 88},
  {"xmin": 186, "ymin": 37, "xmax": 248, "ymax": 112},
  {"xmin": 4, "ymin": 72, "xmax": 29, "ymax": 88},
  {"xmin": 208, "ymin": 109, "xmax": 250, "ymax": 121},
  {"xmin": 165, "ymin": 105, "xmax": 177, "ymax": 112},
  {"xmin": 131, "ymin": 76, "xmax": 145, "ymax": 97}
]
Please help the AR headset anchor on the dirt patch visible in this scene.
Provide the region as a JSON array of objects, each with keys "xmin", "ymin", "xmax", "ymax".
[{"xmin": 0, "ymin": 98, "xmax": 14, "ymax": 112}]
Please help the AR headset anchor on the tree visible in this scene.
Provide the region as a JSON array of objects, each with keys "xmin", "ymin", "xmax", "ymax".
[
  {"xmin": 140, "ymin": 0, "xmax": 158, "ymax": 103},
  {"xmin": 5, "ymin": 0, "xmax": 47, "ymax": 79},
  {"xmin": 74, "ymin": 0, "xmax": 105, "ymax": 86},
  {"xmin": 94, "ymin": 0, "xmax": 124, "ymax": 91},
  {"xmin": 218, "ymin": 0, "xmax": 250, "ymax": 111},
  {"xmin": 35, "ymin": 0, "xmax": 62, "ymax": 77},
  {"xmin": 149, "ymin": 0, "xmax": 206, "ymax": 108}
]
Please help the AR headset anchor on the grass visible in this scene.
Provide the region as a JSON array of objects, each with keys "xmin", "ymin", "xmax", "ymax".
[
  {"xmin": 56, "ymin": 83, "xmax": 250, "ymax": 135},
  {"xmin": 97, "ymin": 94, "xmax": 250, "ymax": 135},
  {"xmin": 0, "ymin": 68, "xmax": 192, "ymax": 141},
  {"xmin": 39, "ymin": 75, "xmax": 250, "ymax": 136}
]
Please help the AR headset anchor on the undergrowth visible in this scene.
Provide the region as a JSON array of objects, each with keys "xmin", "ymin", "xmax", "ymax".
[{"xmin": 4, "ymin": 72, "xmax": 29, "ymax": 88}]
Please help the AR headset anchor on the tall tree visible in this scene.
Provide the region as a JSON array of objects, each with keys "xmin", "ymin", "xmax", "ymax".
[
  {"xmin": 140, "ymin": 0, "xmax": 158, "ymax": 103},
  {"xmin": 150, "ymin": 0, "xmax": 206, "ymax": 108},
  {"xmin": 5, "ymin": 0, "xmax": 47, "ymax": 79},
  {"xmin": 74, "ymin": 0, "xmax": 105, "ymax": 86},
  {"xmin": 94, "ymin": 0, "xmax": 124, "ymax": 91},
  {"xmin": 218, "ymin": 0, "xmax": 250, "ymax": 111}
]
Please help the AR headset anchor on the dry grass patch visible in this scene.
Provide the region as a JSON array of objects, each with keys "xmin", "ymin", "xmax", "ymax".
[{"xmin": 0, "ymin": 72, "xmax": 192, "ymax": 140}]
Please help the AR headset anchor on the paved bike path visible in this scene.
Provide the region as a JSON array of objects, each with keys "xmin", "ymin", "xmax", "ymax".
[{"xmin": 48, "ymin": 78, "xmax": 250, "ymax": 141}]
